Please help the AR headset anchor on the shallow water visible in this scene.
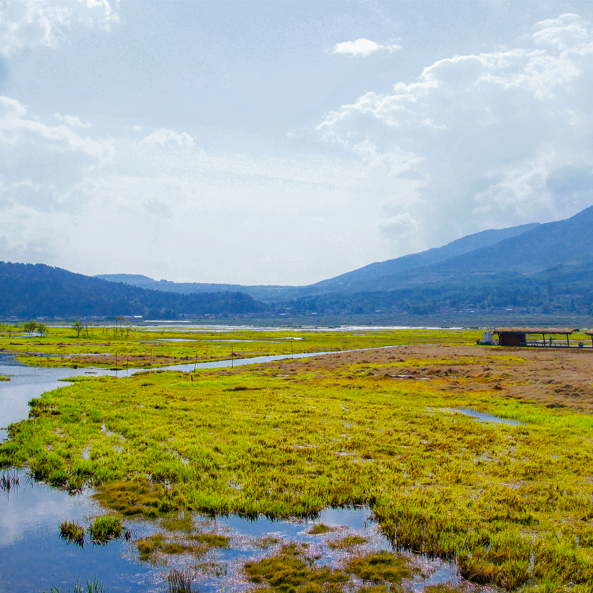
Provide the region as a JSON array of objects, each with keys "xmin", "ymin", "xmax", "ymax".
[
  {"xmin": 0, "ymin": 474, "xmax": 460, "ymax": 593},
  {"xmin": 455, "ymin": 407, "xmax": 521, "ymax": 426}
]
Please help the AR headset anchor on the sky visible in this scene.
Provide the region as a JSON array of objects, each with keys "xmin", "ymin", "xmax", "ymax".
[{"xmin": 1, "ymin": 0, "xmax": 593, "ymax": 286}]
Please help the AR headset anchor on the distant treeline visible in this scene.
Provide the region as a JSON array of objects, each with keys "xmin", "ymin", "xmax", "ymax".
[
  {"xmin": 272, "ymin": 262, "xmax": 593, "ymax": 318},
  {"xmin": 0, "ymin": 262, "xmax": 267, "ymax": 319}
]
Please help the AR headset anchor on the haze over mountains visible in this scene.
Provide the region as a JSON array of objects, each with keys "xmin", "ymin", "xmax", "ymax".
[
  {"xmin": 99, "ymin": 206, "xmax": 593, "ymax": 300},
  {"xmin": 97, "ymin": 221, "xmax": 542, "ymax": 300},
  {"xmin": 1, "ymin": 206, "xmax": 592, "ymax": 320}
]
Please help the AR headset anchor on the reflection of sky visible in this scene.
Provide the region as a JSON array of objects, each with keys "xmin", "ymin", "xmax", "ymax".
[{"xmin": 0, "ymin": 480, "xmax": 459, "ymax": 593}]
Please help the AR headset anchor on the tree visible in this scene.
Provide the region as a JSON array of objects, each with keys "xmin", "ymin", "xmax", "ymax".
[
  {"xmin": 72, "ymin": 321, "xmax": 83, "ymax": 338},
  {"xmin": 37, "ymin": 322, "xmax": 48, "ymax": 337},
  {"xmin": 114, "ymin": 316, "xmax": 126, "ymax": 336},
  {"xmin": 23, "ymin": 320, "xmax": 37, "ymax": 337}
]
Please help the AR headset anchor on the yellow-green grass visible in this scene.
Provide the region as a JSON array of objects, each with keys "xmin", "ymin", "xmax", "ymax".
[
  {"xmin": 243, "ymin": 543, "xmax": 417, "ymax": 592},
  {"xmin": 0, "ymin": 375, "xmax": 9, "ymax": 381},
  {"xmin": 2, "ymin": 353, "xmax": 593, "ymax": 590},
  {"xmin": 135, "ymin": 530, "xmax": 229, "ymax": 563},
  {"xmin": 0, "ymin": 326, "xmax": 483, "ymax": 369}
]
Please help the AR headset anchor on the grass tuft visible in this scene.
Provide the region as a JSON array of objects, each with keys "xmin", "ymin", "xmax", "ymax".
[
  {"xmin": 59, "ymin": 520, "xmax": 85, "ymax": 547},
  {"xmin": 88, "ymin": 515, "xmax": 127, "ymax": 545}
]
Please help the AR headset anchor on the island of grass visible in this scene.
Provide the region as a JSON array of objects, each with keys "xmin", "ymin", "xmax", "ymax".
[{"xmin": 2, "ymin": 342, "xmax": 593, "ymax": 591}]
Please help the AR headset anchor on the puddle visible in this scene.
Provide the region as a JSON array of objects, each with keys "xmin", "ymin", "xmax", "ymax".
[
  {"xmin": 455, "ymin": 408, "xmax": 521, "ymax": 426},
  {"xmin": 0, "ymin": 470, "xmax": 153, "ymax": 593}
]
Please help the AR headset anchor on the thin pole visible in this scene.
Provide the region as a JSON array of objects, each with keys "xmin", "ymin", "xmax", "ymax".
[
  {"xmin": 231, "ymin": 345, "xmax": 234, "ymax": 368},
  {"xmin": 291, "ymin": 339, "xmax": 293, "ymax": 359}
]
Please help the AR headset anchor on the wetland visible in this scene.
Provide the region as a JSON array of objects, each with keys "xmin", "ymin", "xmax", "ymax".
[{"xmin": 1, "ymin": 325, "xmax": 593, "ymax": 592}]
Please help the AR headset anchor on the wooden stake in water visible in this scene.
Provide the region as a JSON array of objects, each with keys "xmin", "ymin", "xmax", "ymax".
[{"xmin": 231, "ymin": 345, "xmax": 234, "ymax": 368}]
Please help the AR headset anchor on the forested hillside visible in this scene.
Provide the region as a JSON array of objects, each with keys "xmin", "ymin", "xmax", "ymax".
[{"xmin": 0, "ymin": 262, "xmax": 266, "ymax": 319}]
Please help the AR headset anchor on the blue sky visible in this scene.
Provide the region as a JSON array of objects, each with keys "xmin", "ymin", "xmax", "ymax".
[{"xmin": 1, "ymin": 0, "xmax": 593, "ymax": 285}]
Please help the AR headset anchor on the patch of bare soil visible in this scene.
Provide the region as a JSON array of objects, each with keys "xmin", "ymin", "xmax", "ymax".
[{"xmin": 215, "ymin": 345, "xmax": 593, "ymax": 413}]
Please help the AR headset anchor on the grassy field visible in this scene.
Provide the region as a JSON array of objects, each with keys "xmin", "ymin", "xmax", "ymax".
[
  {"xmin": 0, "ymin": 325, "xmax": 484, "ymax": 368},
  {"xmin": 2, "ymin": 339, "xmax": 593, "ymax": 591}
]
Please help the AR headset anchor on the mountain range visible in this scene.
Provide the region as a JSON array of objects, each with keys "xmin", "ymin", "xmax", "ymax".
[
  {"xmin": 98, "ymin": 206, "xmax": 593, "ymax": 300},
  {"xmin": 1, "ymin": 205, "xmax": 592, "ymax": 320}
]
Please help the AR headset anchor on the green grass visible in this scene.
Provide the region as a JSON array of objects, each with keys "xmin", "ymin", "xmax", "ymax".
[
  {"xmin": 0, "ymin": 326, "xmax": 483, "ymax": 368},
  {"xmin": 307, "ymin": 523, "xmax": 336, "ymax": 535},
  {"xmin": 135, "ymin": 529, "xmax": 230, "ymax": 563},
  {"xmin": 3, "ymin": 347, "xmax": 593, "ymax": 590},
  {"xmin": 47, "ymin": 578, "xmax": 106, "ymax": 593},
  {"xmin": 88, "ymin": 515, "xmax": 127, "ymax": 544},
  {"xmin": 327, "ymin": 535, "xmax": 368, "ymax": 550},
  {"xmin": 243, "ymin": 544, "xmax": 415, "ymax": 592}
]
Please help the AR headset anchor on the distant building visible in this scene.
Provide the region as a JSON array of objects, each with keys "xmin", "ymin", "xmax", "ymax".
[{"xmin": 493, "ymin": 327, "xmax": 579, "ymax": 347}]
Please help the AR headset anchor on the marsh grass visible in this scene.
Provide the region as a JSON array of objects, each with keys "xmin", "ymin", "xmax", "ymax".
[
  {"xmin": 307, "ymin": 524, "xmax": 336, "ymax": 535},
  {"xmin": 48, "ymin": 578, "xmax": 105, "ymax": 593},
  {"xmin": 3, "ymin": 344, "xmax": 593, "ymax": 590},
  {"xmin": 0, "ymin": 470, "xmax": 20, "ymax": 492},
  {"xmin": 345, "ymin": 552, "xmax": 415, "ymax": 584},
  {"xmin": 88, "ymin": 515, "xmax": 128, "ymax": 545},
  {"xmin": 4, "ymin": 327, "xmax": 482, "ymax": 369},
  {"xmin": 244, "ymin": 544, "xmax": 415, "ymax": 592},
  {"xmin": 244, "ymin": 542, "xmax": 350, "ymax": 591},
  {"xmin": 327, "ymin": 535, "xmax": 368, "ymax": 550},
  {"xmin": 165, "ymin": 569, "xmax": 196, "ymax": 593},
  {"xmin": 59, "ymin": 520, "xmax": 85, "ymax": 547},
  {"xmin": 136, "ymin": 530, "xmax": 229, "ymax": 563}
]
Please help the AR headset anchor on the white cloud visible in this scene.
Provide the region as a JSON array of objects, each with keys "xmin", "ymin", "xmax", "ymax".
[
  {"xmin": 332, "ymin": 38, "xmax": 401, "ymax": 57},
  {"xmin": 141, "ymin": 129, "xmax": 195, "ymax": 148},
  {"xmin": 0, "ymin": 0, "xmax": 118, "ymax": 57},
  {"xmin": 318, "ymin": 14, "xmax": 593, "ymax": 252},
  {"xmin": 55, "ymin": 113, "xmax": 92, "ymax": 128},
  {"xmin": 0, "ymin": 95, "xmax": 374, "ymax": 284}
]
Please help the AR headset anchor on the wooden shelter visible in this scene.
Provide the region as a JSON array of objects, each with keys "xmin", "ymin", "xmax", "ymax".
[{"xmin": 493, "ymin": 327, "xmax": 579, "ymax": 347}]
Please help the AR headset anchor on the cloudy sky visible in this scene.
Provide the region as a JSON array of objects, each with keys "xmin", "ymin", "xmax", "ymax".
[{"xmin": 2, "ymin": 0, "xmax": 593, "ymax": 285}]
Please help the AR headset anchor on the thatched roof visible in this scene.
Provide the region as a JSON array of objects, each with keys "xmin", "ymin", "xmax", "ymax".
[
  {"xmin": 493, "ymin": 327, "xmax": 579, "ymax": 335},
  {"xmin": 585, "ymin": 330, "xmax": 593, "ymax": 336}
]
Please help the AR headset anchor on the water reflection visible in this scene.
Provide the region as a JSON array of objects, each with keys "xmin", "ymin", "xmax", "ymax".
[
  {"xmin": 456, "ymin": 407, "xmax": 521, "ymax": 426},
  {"xmin": 0, "ymin": 474, "xmax": 461, "ymax": 593}
]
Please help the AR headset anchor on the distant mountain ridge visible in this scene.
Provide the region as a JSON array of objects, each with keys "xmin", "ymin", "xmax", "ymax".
[
  {"xmin": 4, "ymin": 206, "xmax": 591, "ymax": 320},
  {"xmin": 95, "ymin": 274, "xmax": 290, "ymax": 300},
  {"xmin": 308, "ymin": 222, "xmax": 540, "ymax": 290},
  {"xmin": 97, "ymin": 221, "xmax": 542, "ymax": 300},
  {"xmin": 0, "ymin": 262, "xmax": 266, "ymax": 319},
  {"xmin": 345, "ymin": 204, "xmax": 593, "ymax": 293}
]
